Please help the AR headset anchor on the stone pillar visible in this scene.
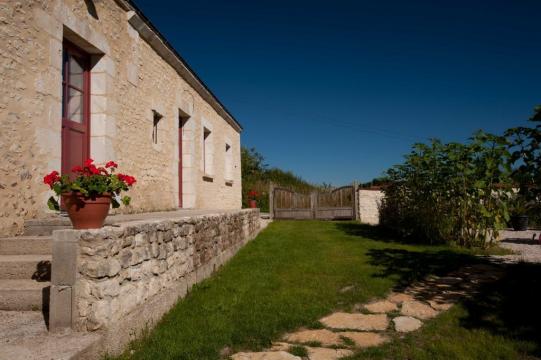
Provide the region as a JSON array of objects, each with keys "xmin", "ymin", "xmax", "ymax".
[
  {"xmin": 353, "ymin": 182, "xmax": 360, "ymax": 220},
  {"xmin": 269, "ymin": 182, "xmax": 275, "ymax": 219},
  {"xmin": 49, "ymin": 230, "xmax": 79, "ymax": 332}
]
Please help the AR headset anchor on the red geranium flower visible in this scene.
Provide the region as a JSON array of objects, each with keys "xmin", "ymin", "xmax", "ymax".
[
  {"xmin": 118, "ymin": 173, "xmax": 137, "ymax": 186},
  {"xmin": 87, "ymin": 164, "xmax": 100, "ymax": 175},
  {"xmin": 43, "ymin": 170, "xmax": 60, "ymax": 188},
  {"xmin": 43, "ymin": 160, "xmax": 135, "ymax": 211}
]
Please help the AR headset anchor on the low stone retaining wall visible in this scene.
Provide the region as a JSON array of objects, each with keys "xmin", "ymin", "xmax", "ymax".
[
  {"xmin": 358, "ymin": 190, "xmax": 384, "ymax": 225},
  {"xmin": 49, "ymin": 209, "xmax": 260, "ymax": 356}
]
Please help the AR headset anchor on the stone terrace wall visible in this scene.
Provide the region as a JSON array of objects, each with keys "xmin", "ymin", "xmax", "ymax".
[
  {"xmin": 50, "ymin": 209, "xmax": 260, "ymax": 355},
  {"xmin": 358, "ymin": 190, "xmax": 384, "ymax": 225}
]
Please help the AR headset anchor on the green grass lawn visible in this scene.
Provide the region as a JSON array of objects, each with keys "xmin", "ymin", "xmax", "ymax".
[{"xmin": 112, "ymin": 221, "xmax": 540, "ymax": 360}]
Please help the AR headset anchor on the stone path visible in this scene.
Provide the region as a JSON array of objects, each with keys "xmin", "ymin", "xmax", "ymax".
[
  {"xmin": 229, "ymin": 263, "xmax": 504, "ymax": 360},
  {"xmin": 495, "ymin": 229, "xmax": 541, "ymax": 263}
]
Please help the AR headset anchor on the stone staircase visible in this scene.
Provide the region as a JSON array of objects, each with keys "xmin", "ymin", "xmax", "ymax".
[
  {"xmin": 0, "ymin": 219, "xmax": 108, "ymax": 359},
  {"xmin": 0, "ymin": 229, "xmax": 55, "ymax": 312}
]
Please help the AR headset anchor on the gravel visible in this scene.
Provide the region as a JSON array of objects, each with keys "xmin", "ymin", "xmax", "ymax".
[{"xmin": 494, "ymin": 229, "xmax": 541, "ymax": 263}]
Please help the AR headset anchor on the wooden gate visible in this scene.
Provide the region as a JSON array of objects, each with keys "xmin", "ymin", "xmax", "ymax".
[{"xmin": 271, "ymin": 184, "xmax": 358, "ymax": 220}]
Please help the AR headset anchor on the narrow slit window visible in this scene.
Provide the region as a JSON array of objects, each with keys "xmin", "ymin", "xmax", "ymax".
[
  {"xmin": 152, "ymin": 110, "xmax": 162, "ymax": 144},
  {"xmin": 225, "ymin": 143, "xmax": 232, "ymax": 181},
  {"xmin": 203, "ymin": 127, "xmax": 212, "ymax": 175}
]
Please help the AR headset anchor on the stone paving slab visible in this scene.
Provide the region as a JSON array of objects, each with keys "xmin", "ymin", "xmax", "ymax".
[
  {"xmin": 231, "ymin": 351, "xmax": 301, "ymax": 360},
  {"xmin": 305, "ymin": 346, "xmax": 353, "ymax": 360},
  {"xmin": 387, "ymin": 292, "xmax": 414, "ymax": 304},
  {"xmin": 363, "ymin": 300, "xmax": 398, "ymax": 314},
  {"xmin": 268, "ymin": 342, "xmax": 292, "ymax": 352},
  {"xmin": 392, "ymin": 316, "xmax": 423, "ymax": 332},
  {"xmin": 283, "ymin": 329, "xmax": 343, "ymax": 346},
  {"xmin": 320, "ymin": 312, "xmax": 388, "ymax": 331},
  {"xmin": 338, "ymin": 331, "xmax": 388, "ymax": 347},
  {"xmin": 401, "ymin": 300, "xmax": 439, "ymax": 320}
]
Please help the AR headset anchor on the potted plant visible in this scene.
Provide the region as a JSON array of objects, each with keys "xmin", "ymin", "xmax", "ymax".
[
  {"xmin": 43, "ymin": 159, "xmax": 136, "ymax": 229},
  {"xmin": 509, "ymin": 195, "xmax": 530, "ymax": 231},
  {"xmin": 247, "ymin": 190, "xmax": 259, "ymax": 208}
]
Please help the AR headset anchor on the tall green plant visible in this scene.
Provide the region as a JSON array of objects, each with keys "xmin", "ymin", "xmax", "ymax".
[
  {"xmin": 380, "ymin": 131, "xmax": 512, "ymax": 248},
  {"xmin": 505, "ymin": 105, "xmax": 541, "ymax": 215}
]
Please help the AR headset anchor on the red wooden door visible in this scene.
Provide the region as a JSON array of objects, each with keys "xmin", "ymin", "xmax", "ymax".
[
  {"xmin": 62, "ymin": 42, "xmax": 90, "ymax": 177},
  {"xmin": 178, "ymin": 117, "xmax": 183, "ymax": 207}
]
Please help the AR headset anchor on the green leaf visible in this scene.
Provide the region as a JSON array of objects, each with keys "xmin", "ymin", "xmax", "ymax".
[
  {"xmin": 111, "ymin": 197, "xmax": 120, "ymax": 209},
  {"xmin": 47, "ymin": 196, "xmax": 59, "ymax": 211}
]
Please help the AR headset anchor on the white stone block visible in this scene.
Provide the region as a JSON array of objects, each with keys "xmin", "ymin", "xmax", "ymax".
[
  {"xmin": 91, "ymin": 95, "xmax": 108, "ymax": 114},
  {"xmin": 45, "ymin": 98, "xmax": 62, "ymax": 129},
  {"xmin": 182, "ymin": 193, "xmax": 196, "ymax": 208},
  {"xmin": 91, "ymin": 136, "xmax": 115, "ymax": 163},
  {"xmin": 60, "ymin": 6, "xmax": 110, "ymax": 54},
  {"xmin": 92, "ymin": 55, "xmax": 116, "ymax": 77},
  {"xmin": 33, "ymin": 8, "xmax": 62, "ymax": 40},
  {"xmin": 49, "ymin": 38, "xmax": 62, "ymax": 70},
  {"xmin": 91, "ymin": 72, "xmax": 113, "ymax": 96},
  {"xmin": 35, "ymin": 128, "xmax": 61, "ymax": 158},
  {"xmin": 126, "ymin": 63, "xmax": 139, "ymax": 86},
  {"xmin": 91, "ymin": 114, "xmax": 117, "ymax": 138},
  {"xmin": 182, "ymin": 153, "xmax": 193, "ymax": 167},
  {"xmin": 127, "ymin": 21, "xmax": 139, "ymax": 41}
]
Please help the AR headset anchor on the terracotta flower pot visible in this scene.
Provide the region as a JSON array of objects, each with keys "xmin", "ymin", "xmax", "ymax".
[
  {"xmin": 249, "ymin": 199, "xmax": 257, "ymax": 208},
  {"xmin": 62, "ymin": 192, "xmax": 111, "ymax": 229}
]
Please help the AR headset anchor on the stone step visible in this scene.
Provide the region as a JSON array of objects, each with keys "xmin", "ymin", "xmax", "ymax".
[
  {"xmin": 0, "ymin": 255, "xmax": 52, "ymax": 280},
  {"xmin": 24, "ymin": 218, "xmax": 72, "ymax": 236},
  {"xmin": 0, "ymin": 279, "xmax": 50, "ymax": 310},
  {"xmin": 0, "ymin": 236, "xmax": 52, "ymax": 255}
]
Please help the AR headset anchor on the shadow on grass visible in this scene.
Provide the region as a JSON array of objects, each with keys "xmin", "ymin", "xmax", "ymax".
[
  {"xmin": 334, "ymin": 222, "xmax": 400, "ymax": 243},
  {"xmin": 334, "ymin": 222, "xmax": 446, "ymax": 246},
  {"xmin": 459, "ymin": 262, "xmax": 541, "ymax": 356},
  {"xmin": 366, "ymin": 248, "xmax": 478, "ymax": 291},
  {"xmin": 335, "ymin": 222, "xmax": 479, "ymax": 290},
  {"xmin": 337, "ymin": 223, "xmax": 541, "ymax": 356}
]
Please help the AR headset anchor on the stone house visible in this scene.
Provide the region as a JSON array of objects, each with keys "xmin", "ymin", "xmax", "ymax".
[{"xmin": 0, "ymin": 0, "xmax": 243, "ymax": 237}]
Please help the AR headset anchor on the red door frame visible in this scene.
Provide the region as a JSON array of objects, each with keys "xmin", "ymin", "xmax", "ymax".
[
  {"xmin": 61, "ymin": 41, "xmax": 91, "ymax": 176},
  {"xmin": 178, "ymin": 116, "xmax": 183, "ymax": 208}
]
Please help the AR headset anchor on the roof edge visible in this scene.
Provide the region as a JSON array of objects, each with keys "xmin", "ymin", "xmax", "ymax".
[{"xmin": 114, "ymin": 0, "xmax": 243, "ymax": 133}]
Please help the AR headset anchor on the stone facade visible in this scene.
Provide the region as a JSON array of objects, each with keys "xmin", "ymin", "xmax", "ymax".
[
  {"xmin": 50, "ymin": 209, "xmax": 260, "ymax": 354},
  {"xmin": 358, "ymin": 190, "xmax": 384, "ymax": 225},
  {"xmin": 0, "ymin": 0, "xmax": 242, "ymax": 236}
]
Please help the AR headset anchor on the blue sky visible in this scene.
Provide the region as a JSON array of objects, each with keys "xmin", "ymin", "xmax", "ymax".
[{"xmin": 133, "ymin": 0, "xmax": 541, "ymax": 185}]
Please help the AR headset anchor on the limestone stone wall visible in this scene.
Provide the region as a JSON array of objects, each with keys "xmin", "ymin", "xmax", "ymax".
[
  {"xmin": 0, "ymin": 0, "xmax": 242, "ymax": 236},
  {"xmin": 358, "ymin": 190, "xmax": 384, "ymax": 225},
  {"xmin": 50, "ymin": 209, "xmax": 260, "ymax": 354}
]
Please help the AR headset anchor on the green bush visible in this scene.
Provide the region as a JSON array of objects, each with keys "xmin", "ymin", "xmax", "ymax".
[
  {"xmin": 380, "ymin": 105, "xmax": 541, "ymax": 246},
  {"xmin": 380, "ymin": 132, "xmax": 512, "ymax": 248}
]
